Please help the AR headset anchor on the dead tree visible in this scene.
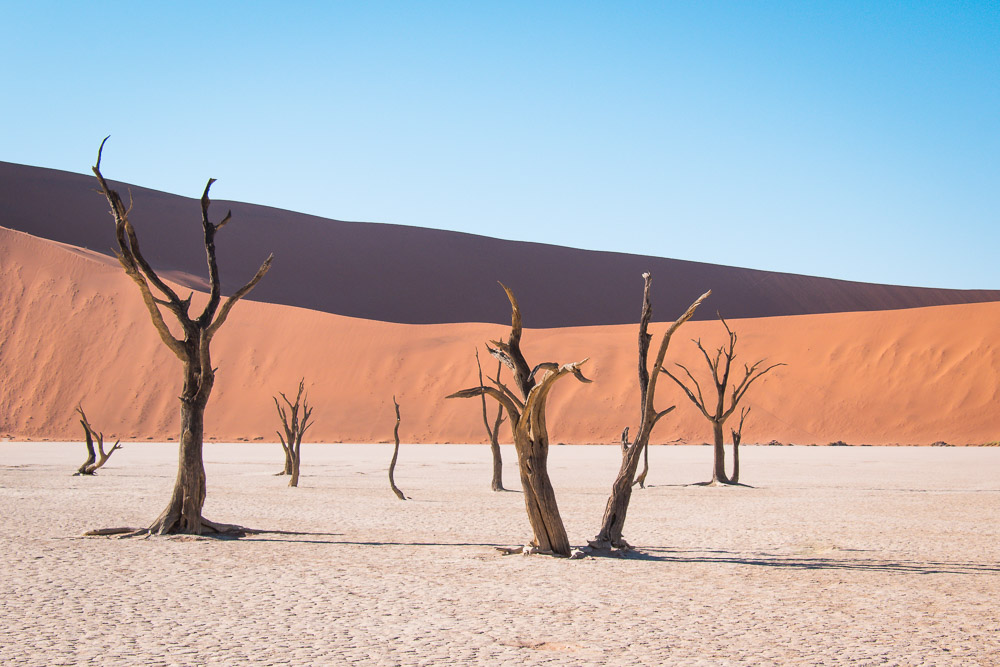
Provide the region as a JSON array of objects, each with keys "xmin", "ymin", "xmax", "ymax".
[
  {"xmin": 448, "ymin": 284, "xmax": 591, "ymax": 556},
  {"xmin": 664, "ymin": 315, "xmax": 783, "ymax": 485},
  {"xmin": 590, "ymin": 275, "xmax": 710, "ymax": 550},
  {"xmin": 92, "ymin": 138, "xmax": 272, "ymax": 534},
  {"xmin": 730, "ymin": 406, "xmax": 749, "ymax": 485},
  {"xmin": 389, "ymin": 396, "xmax": 405, "ymax": 500},
  {"xmin": 475, "ymin": 349, "xmax": 507, "ymax": 491},
  {"xmin": 275, "ymin": 379, "xmax": 313, "ymax": 488},
  {"xmin": 73, "ymin": 406, "xmax": 122, "ymax": 475}
]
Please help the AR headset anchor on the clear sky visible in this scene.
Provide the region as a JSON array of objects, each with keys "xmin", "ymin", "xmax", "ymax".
[{"xmin": 3, "ymin": 1, "xmax": 998, "ymax": 289}]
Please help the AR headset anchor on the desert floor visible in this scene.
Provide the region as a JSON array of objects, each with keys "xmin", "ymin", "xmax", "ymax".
[{"xmin": 1, "ymin": 442, "xmax": 998, "ymax": 666}]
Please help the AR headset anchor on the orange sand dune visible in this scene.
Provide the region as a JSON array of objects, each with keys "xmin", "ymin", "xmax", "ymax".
[{"xmin": 2, "ymin": 225, "xmax": 998, "ymax": 445}]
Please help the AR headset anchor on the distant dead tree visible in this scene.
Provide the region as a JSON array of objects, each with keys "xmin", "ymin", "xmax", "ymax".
[
  {"xmin": 389, "ymin": 396, "xmax": 405, "ymax": 500},
  {"xmin": 73, "ymin": 406, "xmax": 122, "ymax": 476},
  {"xmin": 590, "ymin": 275, "xmax": 710, "ymax": 550},
  {"xmin": 92, "ymin": 138, "xmax": 272, "ymax": 534},
  {"xmin": 275, "ymin": 379, "xmax": 313, "ymax": 488},
  {"xmin": 729, "ymin": 406, "xmax": 749, "ymax": 485},
  {"xmin": 475, "ymin": 349, "xmax": 507, "ymax": 491},
  {"xmin": 664, "ymin": 315, "xmax": 783, "ymax": 485},
  {"xmin": 448, "ymin": 284, "xmax": 591, "ymax": 557}
]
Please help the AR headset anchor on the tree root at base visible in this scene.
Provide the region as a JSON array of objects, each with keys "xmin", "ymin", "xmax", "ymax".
[
  {"xmin": 494, "ymin": 543, "xmax": 587, "ymax": 559},
  {"xmin": 83, "ymin": 519, "xmax": 257, "ymax": 539}
]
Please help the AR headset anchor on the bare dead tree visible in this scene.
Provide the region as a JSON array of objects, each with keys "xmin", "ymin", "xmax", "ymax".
[
  {"xmin": 664, "ymin": 315, "xmax": 783, "ymax": 485},
  {"xmin": 92, "ymin": 138, "xmax": 272, "ymax": 535},
  {"xmin": 388, "ymin": 396, "xmax": 406, "ymax": 500},
  {"xmin": 590, "ymin": 275, "xmax": 710, "ymax": 550},
  {"xmin": 730, "ymin": 406, "xmax": 749, "ymax": 485},
  {"xmin": 475, "ymin": 349, "xmax": 507, "ymax": 491},
  {"xmin": 275, "ymin": 379, "xmax": 314, "ymax": 488},
  {"xmin": 73, "ymin": 406, "xmax": 122, "ymax": 476},
  {"xmin": 448, "ymin": 284, "xmax": 591, "ymax": 557}
]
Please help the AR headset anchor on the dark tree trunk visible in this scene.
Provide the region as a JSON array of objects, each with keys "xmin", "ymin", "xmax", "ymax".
[
  {"xmin": 518, "ymin": 442, "xmax": 568, "ymax": 555},
  {"xmin": 449, "ymin": 284, "xmax": 590, "ymax": 556},
  {"xmin": 75, "ymin": 434, "xmax": 97, "ymax": 476},
  {"xmin": 592, "ymin": 276, "xmax": 711, "ymax": 550},
  {"xmin": 289, "ymin": 439, "xmax": 301, "ymax": 487},
  {"xmin": 593, "ymin": 439, "xmax": 646, "ymax": 549},
  {"xmin": 278, "ymin": 445, "xmax": 294, "ymax": 476},
  {"xmin": 731, "ymin": 440, "xmax": 740, "ymax": 484},
  {"xmin": 149, "ymin": 392, "xmax": 208, "ymax": 534},
  {"xmin": 711, "ymin": 420, "xmax": 730, "ymax": 485},
  {"xmin": 729, "ymin": 407, "xmax": 747, "ymax": 485},
  {"xmin": 389, "ymin": 396, "xmax": 405, "ymax": 500},
  {"xmin": 489, "ymin": 415, "xmax": 505, "ymax": 492}
]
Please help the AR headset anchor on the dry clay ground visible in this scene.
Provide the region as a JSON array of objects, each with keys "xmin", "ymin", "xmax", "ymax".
[{"xmin": 1, "ymin": 442, "xmax": 998, "ymax": 666}]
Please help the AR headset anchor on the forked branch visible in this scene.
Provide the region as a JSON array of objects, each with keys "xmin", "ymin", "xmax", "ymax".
[{"xmin": 73, "ymin": 406, "xmax": 122, "ymax": 476}]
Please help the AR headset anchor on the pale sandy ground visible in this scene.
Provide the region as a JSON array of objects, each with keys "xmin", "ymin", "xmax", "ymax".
[{"xmin": 1, "ymin": 443, "xmax": 998, "ymax": 665}]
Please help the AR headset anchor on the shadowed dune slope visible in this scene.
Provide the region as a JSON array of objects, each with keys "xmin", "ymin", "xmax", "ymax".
[
  {"xmin": 2, "ymin": 160, "xmax": 998, "ymax": 327},
  {"xmin": 2, "ymin": 226, "xmax": 998, "ymax": 445}
]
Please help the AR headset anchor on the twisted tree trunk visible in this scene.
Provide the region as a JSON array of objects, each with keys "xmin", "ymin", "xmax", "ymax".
[
  {"xmin": 150, "ymin": 382, "xmax": 208, "ymax": 534},
  {"xmin": 591, "ymin": 275, "xmax": 710, "ymax": 550},
  {"xmin": 389, "ymin": 396, "xmax": 405, "ymax": 500},
  {"xmin": 449, "ymin": 284, "xmax": 590, "ymax": 556}
]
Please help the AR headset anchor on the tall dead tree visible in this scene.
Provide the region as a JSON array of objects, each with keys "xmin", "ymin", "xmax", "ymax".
[
  {"xmin": 448, "ymin": 284, "xmax": 591, "ymax": 557},
  {"xmin": 93, "ymin": 138, "xmax": 272, "ymax": 534},
  {"xmin": 730, "ymin": 406, "xmax": 749, "ymax": 485},
  {"xmin": 73, "ymin": 406, "xmax": 122, "ymax": 476},
  {"xmin": 388, "ymin": 396, "xmax": 406, "ymax": 500},
  {"xmin": 275, "ymin": 379, "xmax": 314, "ymax": 488},
  {"xmin": 475, "ymin": 349, "xmax": 507, "ymax": 491},
  {"xmin": 590, "ymin": 275, "xmax": 710, "ymax": 550},
  {"xmin": 664, "ymin": 315, "xmax": 783, "ymax": 485}
]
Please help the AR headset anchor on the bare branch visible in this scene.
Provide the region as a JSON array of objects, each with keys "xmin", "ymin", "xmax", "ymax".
[
  {"xmin": 520, "ymin": 359, "xmax": 590, "ymax": 444},
  {"xmin": 92, "ymin": 141, "xmax": 187, "ymax": 359},
  {"xmin": 447, "ymin": 386, "xmax": 522, "ymax": 425},
  {"xmin": 732, "ymin": 405, "xmax": 750, "ymax": 446},
  {"xmin": 724, "ymin": 361, "xmax": 785, "ymax": 421},
  {"xmin": 650, "ymin": 404, "xmax": 676, "ymax": 429},
  {"xmin": 637, "ymin": 272, "xmax": 654, "ymax": 417},
  {"xmin": 475, "ymin": 349, "xmax": 496, "ymax": 443},
  {"xmin": 528, "ymin": 362, "xmax": 560, "ymax": 384},
  {"xmin": 497, "ymin": 282, "xmax": 534, "ymax": 398},
  {"xmin": 206, "ymin": 254, "xmax": 274, "ymax": 339},
  {"xmin": 487, "ymin": 373, "xmax": 524, "ymax": 412},
  {"xmin": 666, "ymin": 362, "xmax": 711, "ymax": 416}
]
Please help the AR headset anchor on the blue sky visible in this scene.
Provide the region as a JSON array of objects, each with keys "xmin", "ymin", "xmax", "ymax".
[{"xmin": 3, "ymin": 1, "xmax": 998, "ymax": 289}]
